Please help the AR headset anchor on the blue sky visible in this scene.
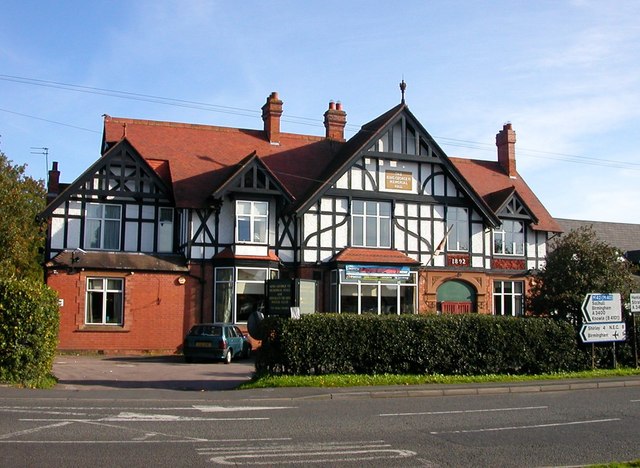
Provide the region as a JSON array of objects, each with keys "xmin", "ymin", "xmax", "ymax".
[{"xmin": 2, "ymin": 1, "xmax": 639, "ymax": 223}]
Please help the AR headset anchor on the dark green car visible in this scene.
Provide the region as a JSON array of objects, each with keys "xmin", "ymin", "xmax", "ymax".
[{"xmin": 183, "ymin": 323, "xmax": 251, "ymax": 364}]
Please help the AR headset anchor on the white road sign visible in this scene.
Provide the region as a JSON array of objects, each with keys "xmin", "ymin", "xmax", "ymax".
[
  {"xmin": 580, "ymin": 322, "xmax": 626, "ymax": 343},
  {"xmin": 631, "ymin": 293, "xmax": 640, "ymax": 313},
  {"xmin": 581, "ymin": 293, "xmax": 622, "ymax": 323}
]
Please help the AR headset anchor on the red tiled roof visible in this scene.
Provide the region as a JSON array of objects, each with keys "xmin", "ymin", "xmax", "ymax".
[
  {"xmin": 449, "ymin": 157, "xmax": 562, "ymax": 233},
  {"xmin": 331, "ymin": 247, "xmax": 421, "ymax": 265},
  {"xmin": 103, "ymin": 117, "xmax": 340, "ymax": 208}
]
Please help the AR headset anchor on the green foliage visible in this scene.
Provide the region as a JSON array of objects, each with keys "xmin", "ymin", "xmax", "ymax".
[
  {"xmin": 528, "ymin": 226, "xmax": 636, "ymax": 326},
  {"xmin": 0, "ymin": 277, "xmax": 60, "ymax": 387},
  {"xmin": 0, "ymin": 151, "xmax": 47, "ymax": 281},
  {"xmin": 254, "ymin": 314, "xmax": 584, "ymax": 377}
]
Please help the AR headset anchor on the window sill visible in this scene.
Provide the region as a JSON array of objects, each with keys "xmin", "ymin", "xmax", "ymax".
[{"xmin": 78, "ymin": 325, "xmax": 128, "ymax": 332}]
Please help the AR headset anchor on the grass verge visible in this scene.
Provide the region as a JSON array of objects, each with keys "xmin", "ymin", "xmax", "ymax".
[{"xmin": 238, "ymin": 367, "xmax": 640, "ymax": 390}]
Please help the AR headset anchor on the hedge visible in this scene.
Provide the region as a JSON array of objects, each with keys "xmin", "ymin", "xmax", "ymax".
[
  {"xmin": 0, "ymin": 277, "xmax": 59, "ymax": 386},
  {"xmin": 254, "ymin": 314, "xmax": 585, "ymax": 376}
]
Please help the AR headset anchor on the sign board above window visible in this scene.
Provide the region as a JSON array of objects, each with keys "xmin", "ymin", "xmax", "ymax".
[
  {"xmin": 345, "ymin": 264, "xmax": 410, "ymax": 281},
  {"xmin": 384, "ymin": 170, "xmax": 413, "ymax": 191}
]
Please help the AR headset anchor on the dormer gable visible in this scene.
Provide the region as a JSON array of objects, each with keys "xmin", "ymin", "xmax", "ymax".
[
  {"xmin": 210, "ymin": 152, "xmax": 294, "ymax": 203},
  {"xmin": 492, "ymin": 188, "xmax": 539, "ymax": 224}
]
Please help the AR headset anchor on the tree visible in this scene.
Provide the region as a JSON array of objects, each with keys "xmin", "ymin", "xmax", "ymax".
[
  {"xmin": 0, "ymin": 150, "xmax": 47, "ymax": 281},
  {"xmin": 528, "ymin": 226, "xmax": 636, "ymax": 326}
]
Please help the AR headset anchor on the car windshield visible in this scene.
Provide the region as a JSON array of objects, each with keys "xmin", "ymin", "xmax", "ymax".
[{"xmin": 190, "ymin": 325, "xmax": 222, "ymax": 336}]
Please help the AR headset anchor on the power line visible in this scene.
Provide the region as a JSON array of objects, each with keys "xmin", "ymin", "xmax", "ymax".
[{"xmin": 1, "ymin": 74, "xmax": 638, "ymax": 171}]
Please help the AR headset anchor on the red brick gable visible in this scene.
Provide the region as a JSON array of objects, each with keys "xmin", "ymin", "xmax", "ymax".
[{"xmin": 449, "ymin": 157, "xmax": 562, "ymax": 233}]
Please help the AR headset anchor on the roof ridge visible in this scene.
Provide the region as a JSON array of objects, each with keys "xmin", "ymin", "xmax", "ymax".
[{"xmin": 104, "ymin": 116, "xmax": 325, "ymax": 142}]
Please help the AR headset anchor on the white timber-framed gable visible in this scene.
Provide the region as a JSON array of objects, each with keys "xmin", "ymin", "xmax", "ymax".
[
  {"xmin": 297, "ymin": 104, "xmax": 499, "ymax": 268},
  {"xmin": 41, "ymin": 139, "xmax": 176, "ymax": 259}
]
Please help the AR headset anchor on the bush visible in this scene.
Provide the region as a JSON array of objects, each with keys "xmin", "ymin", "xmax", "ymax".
[
  {"xmin": 254, "ymin": 314, "xmax": 585, "ymax": 376},
  {"xmin": 0, "ymin": 277, "xmax": 60, "ymax": 387}
]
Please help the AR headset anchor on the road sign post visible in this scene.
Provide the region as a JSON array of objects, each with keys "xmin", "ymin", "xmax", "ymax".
[
  {"xmin": 581, "ymin": 293, "xmax": 622, "ymax": 323},
  {"xmin": 631, "ymin": 293, "xmax": 640, "ymax": 368},
  {"xmin": 580, "ymin": 293, "xmax": 625, "ymax": 369}
]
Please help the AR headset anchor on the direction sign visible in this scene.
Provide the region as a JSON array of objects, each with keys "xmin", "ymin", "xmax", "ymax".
[
  {"xmin": 631, "ymin": 293, "xmax": 640, "ymax": 313},
  {"xmin": 581, "ymin": 293, "xmax": 622, "ymax": 323},
  {"xmin": 580, "ymin": 322, "xmax": 626, "ymax": 343}
]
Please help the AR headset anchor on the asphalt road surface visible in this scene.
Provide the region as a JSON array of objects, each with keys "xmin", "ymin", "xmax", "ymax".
[{"xmin": 1, "ymin": 370, "xmax": 639, "ymax": 467}]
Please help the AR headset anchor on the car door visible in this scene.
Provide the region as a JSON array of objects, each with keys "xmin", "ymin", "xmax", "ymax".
[{"xmin": 225, "ymin": 325, "xmax": 242, "ymax": 357}]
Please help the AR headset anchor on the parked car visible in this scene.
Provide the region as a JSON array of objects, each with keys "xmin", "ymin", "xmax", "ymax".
[{"xmin": 183, "ymin": 323, "xmax": 252, "ymax": 364}]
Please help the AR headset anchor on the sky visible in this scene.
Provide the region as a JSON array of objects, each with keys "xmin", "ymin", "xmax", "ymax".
[{"xmin": 1, "ymin": 1, "xmax": 639, "ymax": 224}]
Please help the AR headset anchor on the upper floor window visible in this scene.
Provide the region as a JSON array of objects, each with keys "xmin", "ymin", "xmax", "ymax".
[
  {"xmin": 157, "ymin": 207, "xmax": 173, "ymax": 252},
  {"xmin": 85, "ymin": 203, "xmax": 121, "ymax": 250},
  {"xmin": 236, "ymin": 200, "xmax": 268, "ymax": 244},
  {"xmin": 447, "ymin": 207, "xmax": 469, "ymax": 252},
  {"xmin": 493, "ymin": 220, "xmax": 524, "ymax": 255},
  {"xmin": 352, "ymin": 200, "xmax": 391, "ymax": 248}
]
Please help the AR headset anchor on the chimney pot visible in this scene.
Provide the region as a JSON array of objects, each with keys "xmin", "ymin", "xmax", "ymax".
[{"xmin": 324, "ymin": 100, "xmax": 347, "ymax": 141}]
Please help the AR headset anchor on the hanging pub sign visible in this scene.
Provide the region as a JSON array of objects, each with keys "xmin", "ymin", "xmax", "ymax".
[{"xmin": 345, "ymin": 264, "xmax": 410, "ymax": 281}]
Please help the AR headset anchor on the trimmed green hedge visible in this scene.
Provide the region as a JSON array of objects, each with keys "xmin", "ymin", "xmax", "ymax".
[
  {"xmin": 0, "ymin": 278, "xmax": 59, "ymax": 386},
  {"xmin": 255, "ymin": 314, "xmax": 584, "ymax": 376}
]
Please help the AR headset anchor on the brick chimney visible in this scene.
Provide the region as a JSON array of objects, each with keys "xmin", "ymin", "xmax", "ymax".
[
  {"xmin": 47, "ymin": 161, "xmax": 60, "ymax": 203},
  {"xmin": 496, "ymin": 123, "xmax": 517, "ymax": 177},
  {"xmin": 324, "ymin": 101, "xmax": 347, "ymax": 141},
  {"xmin": 261, "ymin": 92, "xmax": 283, "ymax": 145}
]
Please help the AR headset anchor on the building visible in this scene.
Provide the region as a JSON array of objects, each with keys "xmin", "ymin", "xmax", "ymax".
[
  {"xmin": 555, "ymin": 218, "xmax": 640, "ymax": 266},
  {"xmin": 39, "ymin": 89, "xmax": 562, "ymax": 353}
]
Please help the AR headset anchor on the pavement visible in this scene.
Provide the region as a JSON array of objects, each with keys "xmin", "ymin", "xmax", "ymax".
[{"xmin": 48, "ymin": 354, "xmax": 640, "ymax": 401}]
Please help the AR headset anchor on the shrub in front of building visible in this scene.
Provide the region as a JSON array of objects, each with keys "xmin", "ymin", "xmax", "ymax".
[
  {"xmin": 254, "ymin": 314, "xmax": 584, "ymax": 376},
  {"xmin": 0, "ymin": 277, "xmax": 60, "ymax": 387}
]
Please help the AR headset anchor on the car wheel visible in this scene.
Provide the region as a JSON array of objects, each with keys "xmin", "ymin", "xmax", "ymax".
[
  {"xmin": 224, "ymin": 349, "xmax": 232, "ymax": 364},
  {"xmin": 244, "ymin": 346, "xmax": 252, "ymax": 359},
  {"xmin": 184, "ymin": 356, "xmax": 193, "ymax": 364}
]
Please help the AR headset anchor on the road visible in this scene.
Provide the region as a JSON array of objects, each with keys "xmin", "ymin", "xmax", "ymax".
[{"xmin": 1, "ymin": 384, "xmax": 638, "ymax": 467}]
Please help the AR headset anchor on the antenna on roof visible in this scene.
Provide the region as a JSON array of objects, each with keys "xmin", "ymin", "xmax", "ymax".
[
  {"xmin": 30, "ymin": 146, "xmax": 49, "ymax": 177},
  {"xmin": 399, "ymin": 79, "xmax": 407, "ymax": 104}
]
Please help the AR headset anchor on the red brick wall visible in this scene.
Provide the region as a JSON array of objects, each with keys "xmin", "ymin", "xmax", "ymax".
[{"xmin": 47, "ymin": 269, "xmax": 203, "ymax": 354}]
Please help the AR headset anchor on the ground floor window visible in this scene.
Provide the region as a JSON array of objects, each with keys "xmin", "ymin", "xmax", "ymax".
[
  {"xmin": 493, "ymin": 280, "xmax": 524, "ymax": 316},
  {"xmin": 330, "ymin": 270, "xmax": 417, "ymax": 315},
  {"xmin": 214, "ymin": 266, "xmax": 278, "ymax": 323},
  {"xmin": 86, "ymin": 277, "xmax": 123, "ymax": 325}
]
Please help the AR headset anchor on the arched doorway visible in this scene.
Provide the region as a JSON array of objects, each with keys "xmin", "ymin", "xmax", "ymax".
[{"xmin": 436, "ymin": 279, "xmax": 476, "ymax": 314}]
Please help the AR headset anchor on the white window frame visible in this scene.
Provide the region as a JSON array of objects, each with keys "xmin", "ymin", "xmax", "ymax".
[
  {"xmin": 332, "ymin": 270, "xmax": 417, "ymax": 315},
  {"xmin": 84, "ymin": 203, "xmax": 122, "ymax": 250},
  {"xmin": 447, "ymin": 207, "xmax": 469, "ymax": 252},
  {"xmin": 214, "ymin": 266, "xmax": 279, "ymax": 323},
  {"xmin": 85, "ymin": 277, "xmax": 124, "ymax": 325},
  {"xmin": 235, "ymin": 200, "xmax": 269, "ymax": 244},
  {"xmin": 351, "ymin": 200, "xmax": 392, "ymax": 248},
  {"xmin": 493, "ymin": 280, "xmax": 524, "ymax": 316},
  {"xmin": 493, "ymin": 220, "xmax": 525, "ymax": 255}
]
